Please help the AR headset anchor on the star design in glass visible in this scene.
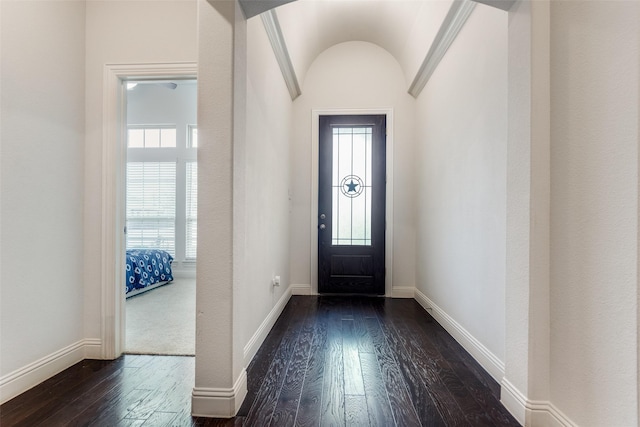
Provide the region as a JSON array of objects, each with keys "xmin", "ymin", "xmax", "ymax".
[
  {"xmin": 340, "ymin": 175, "xmax": 364, "ymax": 198},
  {"xmin": 345, "ymin": 180, "xmax": 358, "ymax": 193}
]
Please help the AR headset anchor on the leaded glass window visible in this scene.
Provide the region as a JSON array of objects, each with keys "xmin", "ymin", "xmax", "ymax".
[{"xmin": 331, "ymin": 126, "xmax": 372, "ymax": 246}]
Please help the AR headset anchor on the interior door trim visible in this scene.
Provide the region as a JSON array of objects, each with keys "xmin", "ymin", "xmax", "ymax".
[
  {"xmin": 311, "ymin": 108, "xmax": 394, "ymax": 296},
  {"xmin": 102, "ymin": 62, "xmax": 197, "ymax": 360}
]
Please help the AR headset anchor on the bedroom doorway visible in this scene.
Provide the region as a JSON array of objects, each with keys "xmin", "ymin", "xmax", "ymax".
[{"xmin": 123, "ymin": 78, "xmax": 197, "ymax": 356}]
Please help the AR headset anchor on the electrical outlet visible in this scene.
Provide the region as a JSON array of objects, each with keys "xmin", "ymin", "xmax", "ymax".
[{"xmin": 272, "ymin": 275, "xmax": 281, "ymax": 287}]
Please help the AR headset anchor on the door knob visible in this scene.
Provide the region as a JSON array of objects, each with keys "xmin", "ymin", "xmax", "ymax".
[
  {"xmin": 320, "ymin": 213, "xmax": 326, "ymax": 220},
  {"xmin": 319, "ymin": 224, "xmax": 326, "ymax": 230}
]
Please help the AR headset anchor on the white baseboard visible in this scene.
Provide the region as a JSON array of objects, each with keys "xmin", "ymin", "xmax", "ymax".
[
  {"xmin": 501, "ymin": 378, "xmax": 576, "ymax": 427},
  {"xmin": 391, "ymin": 286, "xmax": 415, "ymax": 298},
  {"xmin": 243, "ymin": 286, "xmax": 292, "ymax": 366},
  {"xmin": 414, "ymin": 289, "xmax": 505, "ymax": 382},
  {"xmin": 501, "ymin": 378, "xmax": 527, "ymax": 424},
  {"xmin": 291, "ymin": 283, "xmax": 312, "ymax": 295},
  {"xmin": 413, "ymin": 291, "xmax": 577, "ymax": 427},
  {"xmin": 191, "ymin": 369, "xmax": 247, "ymax": 418},
  {"xmin": 84, "ymin": 338, "xmax": 103, "ymax": 359},
  {"xmin": 530, "ymin": 401, "xmax": 576, "ymax": 427},
  {"xmin": 172, "ymin": 267, "xmax": 197, "ymax": 279},
  {"xmin": 0, "ymin": 338, "xmax": 102, "ymax": 404}
]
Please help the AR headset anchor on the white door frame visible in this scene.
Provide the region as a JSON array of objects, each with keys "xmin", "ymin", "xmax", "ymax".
[
  {"xmin": 311, "ymin": 108, "xmax": 394, "ymax": 296},
  {"xmin": 101, "ymin": 62, "xmax": 197, "ymax": 359}
]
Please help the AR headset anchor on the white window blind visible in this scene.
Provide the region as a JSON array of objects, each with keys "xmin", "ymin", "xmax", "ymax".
[
  {"xmin": 185, "ymin": 162, "xmax": 198, "ymax": 259},
  {"xmin": 126, "ymin": 162, "xmax": 176, "ymax": 255}
]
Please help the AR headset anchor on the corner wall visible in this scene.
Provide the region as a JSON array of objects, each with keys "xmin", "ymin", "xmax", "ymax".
[
  {"xmin": 84, "ymin": 0, "xmax": 197, "ymax": 346},
  {"xmin": 414, "ymin": 5, "xmax": 508, "ymax": 375},
  {"xmin": 0, "ymin": 0, "xmax": 86, "ymax": 402},
  {"xmin": 549, "ymin": 1, "xmax": 639, "ymax": 424},
  {"xmin": 193, "ymin": 1, "xmax": 294, "ymax": 416},
  {"xmin": 240, "ymin": 16, "xmax": 293, "ymax": 363}
]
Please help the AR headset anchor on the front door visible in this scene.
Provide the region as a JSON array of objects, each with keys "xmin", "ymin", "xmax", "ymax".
[{"xmin": 318, "ymin": 115, "xmax": 386, "ymax": 295}]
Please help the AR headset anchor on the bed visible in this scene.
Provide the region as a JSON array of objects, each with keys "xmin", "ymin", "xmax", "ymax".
[{"xmin": 125, "ymin": 249, "xmax": 174, "ymax": 297}]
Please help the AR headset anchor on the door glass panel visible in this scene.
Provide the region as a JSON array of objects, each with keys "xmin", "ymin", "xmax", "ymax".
[{"xmin": 332, "ymin": 126, "xmax": 372, "ymax": 246}]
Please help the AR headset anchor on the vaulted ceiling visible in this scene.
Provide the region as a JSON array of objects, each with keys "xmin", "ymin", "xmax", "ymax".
[
  {"xmin": 275, "ymin": 0, "xmax": 453, "ymax": 87},
  {"xmin": 241, "ymin": 0, "xmax": 512, "ymax": 99}
]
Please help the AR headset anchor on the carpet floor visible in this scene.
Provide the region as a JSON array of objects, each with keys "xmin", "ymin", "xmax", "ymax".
[{"xmin": 125, "ymin": 278, "xmax": 195, "ymax": 355}]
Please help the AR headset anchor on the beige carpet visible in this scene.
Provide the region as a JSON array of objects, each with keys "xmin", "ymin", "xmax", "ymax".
[{"xmin": 125, "ymin": 278, "xmax": 195, "ymax": 355}]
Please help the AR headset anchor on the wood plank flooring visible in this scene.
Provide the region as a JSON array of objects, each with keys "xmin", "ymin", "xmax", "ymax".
[{"xmin": 0, "ymin": 296, "xmax": 519, "ymax": 426}]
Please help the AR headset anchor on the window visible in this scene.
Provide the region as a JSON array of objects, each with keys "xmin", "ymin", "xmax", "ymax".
[
  {"xmin": 126, "ymin": 162, "xmax": 176, "ymax": 255},
  {"xmin": 185, "ymin": 162, "xmax": 197, "ymax": 259},
  {"xmin": 332, "ymin": 126, "xmax": 372, "ymax": 246},
  {"xmin": 126, "ymin": 124, "xmax": 197, "ymax": 262},
  {"xmin": 188, "ymin": 125, "xmax": 198, "ymax": 148},
  {"xmin": 128, "ymin": 126, "xmax": 177, "ymax": 148}
]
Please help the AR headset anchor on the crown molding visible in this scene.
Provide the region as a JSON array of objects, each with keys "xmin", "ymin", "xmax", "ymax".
[
  {"xmin": 471, "ymin": 0, "xmax": 516, "ymax": 12},
  {"xmin": 408, "ymin": 0, "xmax": 477, "ymax": 98},
  {"xmin": 261, "ymin": 9, "xmax": 302, "ymax": 100},
  {"xmin": 239, "ymin": 0, "xmax": 296, "ymax": 19}
]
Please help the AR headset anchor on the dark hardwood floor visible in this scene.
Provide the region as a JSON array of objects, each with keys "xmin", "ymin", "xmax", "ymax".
[{"xmin": 0, "ymin": 296, "xmax": 519, "ymax": 426}]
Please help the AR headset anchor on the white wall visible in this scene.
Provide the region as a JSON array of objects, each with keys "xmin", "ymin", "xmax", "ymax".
[
  {"xmin": 127, "ymin": 82, "xmax": 197, "ymax": 127},
  {"xmin": 414, "ymin": 5, "xmax": 508, "ymax": 366},
  {"xmin": 0, "ymin": 0, "xmax": 86, "ymax": 398},
  {"xmin": 240, "ymin": 16, "xmax": 293, "ymax": 354},
  {"xmin": 193, "ymin": 2, "xmax": 293, "ymax": 414},
  {"xmin": 501, "ymin": 1, "xmax": 552, "ymax": 419},
  {"xmin": 84, "ymin": 0, "xmax": 197, "ymax": 342},
  {"xmin": 549, "ymin": 1, "xmax": 639, "ymax": 424},
  {"xmin": 290, "ymin": 41, "xmax": 416, "ymax": 293},
  {"xmin": 194, "ymin": 0, "xmax": 241, "ymax": 410},
  {"xmin": 399, "ymin": 0, "xmax": 453, "ymax": 87}
]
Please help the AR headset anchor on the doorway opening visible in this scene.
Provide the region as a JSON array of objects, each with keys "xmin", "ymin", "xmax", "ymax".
[{"xmin": 123, "ymin": 79, "xmax": 197, "ymax": 355}]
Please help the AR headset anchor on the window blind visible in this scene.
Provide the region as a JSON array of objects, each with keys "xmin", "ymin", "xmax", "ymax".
[
  {"xmin": 185, "ymin": 162, "xmax": 198, "ymax": 259},
  {"xmin": 126, "ymin": 162, "xmax": 176, "ymax": 255}
]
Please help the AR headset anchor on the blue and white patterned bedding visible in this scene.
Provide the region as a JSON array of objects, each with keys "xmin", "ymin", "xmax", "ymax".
[{"xmin": 125, "ymin": 249, "xmax": 174, "ymax": 295}]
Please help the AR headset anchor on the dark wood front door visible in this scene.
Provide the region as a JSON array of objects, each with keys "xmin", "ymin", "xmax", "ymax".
[{"xmin": 318, "ymin": 115, "xmax": 386, "ymax": 295}]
